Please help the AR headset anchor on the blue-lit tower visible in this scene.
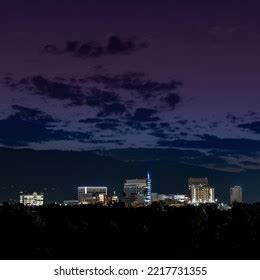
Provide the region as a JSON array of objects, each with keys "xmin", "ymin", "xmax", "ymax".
[{"xmin": 146, "ymin": 172, "xmax": 152, "ymax": 205}]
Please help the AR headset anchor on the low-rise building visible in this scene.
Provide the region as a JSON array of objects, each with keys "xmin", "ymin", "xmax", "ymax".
[
  {"xmin": 78, "ymin": 186, "xmax": 108, "ymax": 205},
  {"xmin": 20, "ymin": 192, "xmax": 44, "ymax": 206}
]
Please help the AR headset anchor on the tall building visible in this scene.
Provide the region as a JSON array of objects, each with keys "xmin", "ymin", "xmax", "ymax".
[
  {"xmin": 145, "ymin": 172, "xmax": 152, "ymax": 205},
  {"xmin": 20, "ymin": 192, "xmax": 44, "ymax": 206},
  {"xmin": 188, "ymin": 177, "xmax": 215, "ymax": 204},
  {"xmin": 78, "ymin": 186, "xmax": 107, "ymax": 205},
  {"xmin": 123, "ymin": 178, "xmax": 147, "ymax": 206},
  {"xmin": 188, "ymin": 177, "xmax": 208, "ymax": 187},
  {"xmin": 190, "ymin": 187, "xmax": 215, "ymax": 204},
  {"xmin": 230, "ymin": 186, "xmax": 242, "ymax": 204}
]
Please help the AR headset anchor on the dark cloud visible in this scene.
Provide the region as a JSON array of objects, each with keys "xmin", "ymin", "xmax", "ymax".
[
  {"xmin": 88, "ymin": 139, "xmax": 124, "ymax": 145},
  {"xmin": 179, "ymin": 132, "xmax": 188, "ymax": 136},
  {"xmin": 64, "ymin": 41, "xmax": 80, "ymax": 53},
  {"xmin": 125, "ymin": 121, "xmax": 147, "ymax": 131},
  {"xmin": 176, "ymin": 119, "xmax": 188, "ymax": 125},
  {"xmin": 160, "ymin": 122, "xmax": 170, "ymax": 128},
  {"xmin": 79, "ymin": 117, "xmax": 121, "ymax": 130},
  {"xmin": 4, "ymin": 76, "xmax": 120, "ymax": 108},
  {"xmin": 97, "ymin": 103, "xmax": 126, "ymax": 117},
  {"xmin": 30, "ymin": 76, "xmax": 84, "ymax": 105},
  {"xmin": 161, "ymin": 93, "xmax": 181, "ymax": 109},
  {"xmin": 42, "ymin": 36, "xmax": 147, "ymax": 58},
  {"xmin": 238, "ymin": 121, "xmax": 260, "ymax": 134},
  {"xmin": 12, "ymin": 105, "xmax": 55, "ymax": 122},
  {"xmin": 128, "ymin": 108, "xmax": 159, "ymax": 122},
  {"xmin": 0, "ymin": 105, "xmax": 91, "ymax": 146},
  {"xmin": 146, "ymin": 123, "xmax": 158, "ymax": 129},
  {"xmin": 240, "ymin": 161, "xmax": 260, "ymax": 166},
  {"xmin": 2, "ymin": 73, "xmax": 182, "ymax": 114},
  {"xmin": 226, "ymin": 113, "xmax": 241, "ymax": 123},
  {"xmin": 88, "ymin": 72, "xmax": 182, "ymax": 99},
  {"xmin": 210, "ymin": 121, "xmax": 220, "ymax": 128},
  {"xmin": 145, "ymin": 122, "xmax": 171, "ymax": 130},
  {"xmin": 95, "ymin": 122, "xmax": 120, "ymax": 130},
  {"xmin": 1, "ymin": 73, "xmax": 183, "ymax": 140},
  {"xmin": 79, "ymin": 118, "xmax": 121, "ymax": 130},
  {"xmin": 244, "ymin": 111, "xmax": 258, "ymax": 118},
  {"xmin": 158, "ymin": 134, "xmax": 260, "ymax": 152},
  {"xmin": 149, "ymin": 130, "xmax": 170, "ymax": 139},
  {"xmin": 79, "ymin": 118, "xmax": 119, "ymax": 124},
  {"xmin": 85, "ymin": 88, "xmax": 119, "ymax": 107},
  {"xmin": 8, "ymin": 75, "xmax": 85, "ymax": 106},
  {"xmin": 106, "ymin": 35, "xmax": 147, "ymax": 54},
  {"xmin": 122, "ymin": 108, "xmax": 160, "ymax": 131}
]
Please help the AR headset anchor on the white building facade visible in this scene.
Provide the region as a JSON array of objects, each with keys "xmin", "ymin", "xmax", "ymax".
[
  {"xmin": 20, "ymin": 192, "xmax": 44, "ymax": 206},
  {"xmin": 189, "ymin": 177, "xmax": 215, "ymax": 204}
]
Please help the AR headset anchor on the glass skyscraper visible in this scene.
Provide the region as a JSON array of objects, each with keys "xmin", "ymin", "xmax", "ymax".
[{"xmin": 145, "ymin": 172, "xmax": 152, "ymax": 205}]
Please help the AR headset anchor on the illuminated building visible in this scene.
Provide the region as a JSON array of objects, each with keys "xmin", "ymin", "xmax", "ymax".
[
  {"xmin": 158, "ymin": 194, "xmax": 172, "ymax": 201},
  {"xmin": 155, "ymin": 194, "xmax": 189, "ymax": 206},
  {"xmin": 230, "ymin": 186, "xmax": 242, "ymax": 204},
  {"xmin": 190, "ymin": 187, "xmax": 215, "ymax": 204},
  {"xmin": 172, "ymin": 194, "xmax": 189, "ymax": 203},
  {"xmin": 188, "ymin": 177, "xmax": 215, "ymax": 204},
  {"xmin": 20, "ymin": 192, "xmax": 44, "ymax": 206},
  {"xmin": 123, "ymin": 178, "xmax": 147, "ymax": 206},
  {"xmin": 106, "ymin": 191, "xmax": 120, "ymax": 205},
  {"xmin": 63, "ymin": 200, "xmax": 79, "ymax": 206},
  {"xmin": 123, "ymin": 173, "xmax": 151, "ymax": 206},
  {"xmin": 78, "ymin": 186, "xmax": 107, "ymax": 205},
  {"xmin": 145, "ymin": 172, "xmax": 152, "ymax": 205}
]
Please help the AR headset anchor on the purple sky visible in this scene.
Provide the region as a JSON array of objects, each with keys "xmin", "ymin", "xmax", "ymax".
[{"xmin": 0, "ymin": 0, "xmax": 260, "ymax": 172}]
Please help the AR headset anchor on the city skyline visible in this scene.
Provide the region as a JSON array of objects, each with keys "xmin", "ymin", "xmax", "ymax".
[
  {"xmin": 0, "ymin": 1, "xmax": 260, "ymax": 202},
  {"xmin": 4, "ymin": 170, "xmax": 243, "ymax": 207}
]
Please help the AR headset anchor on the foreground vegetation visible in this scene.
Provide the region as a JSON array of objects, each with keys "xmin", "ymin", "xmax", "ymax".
[{"xmin": 0, "ymin": 203, "xmax": 260, "ymax": 259}]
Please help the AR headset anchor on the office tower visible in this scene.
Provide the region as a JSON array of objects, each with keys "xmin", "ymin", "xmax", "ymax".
[
  {"xmin": 190, "ymin": 187, "xmax": 215, "ymax": 204},
  {"xmin": 230, "ymin": 186, "xmax": 242, "ymax": 204},
  {"xmin": 78, "ymin": 186, "xmax": 107, "ymax": 205},
  {"xmin": 123, "ymin": 178, "xmax": 147, "ymax": 206},
  {"xmin": 145, "ymin": 172, "xmax": 152, "ymax": 205},
  {"xmin": 188, "ymin": 177, "xmax": 215, "ymax": 204},
  {"xmin": 20, "ymin": 192, "xmax": 44, "ymax": 206},
  {"xmin": 188, "ymin": 177, "xmax": 208, "ymax": 187},
  {"xmin": 151, "ymin": 193, "xmax": 158, "ymax": 202}
]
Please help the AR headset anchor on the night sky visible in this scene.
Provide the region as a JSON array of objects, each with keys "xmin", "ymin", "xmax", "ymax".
[{"xmin": 0, "ymin": 0, "xmax": 260, "ymax": 200}]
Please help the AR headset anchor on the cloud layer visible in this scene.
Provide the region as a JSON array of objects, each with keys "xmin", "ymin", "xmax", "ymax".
[
  {"xmin": 0, "ymin": 105, "xmax": 90, "ymax": 146},
  {"xmin": 42, "ymin": 36, "xmax": 148, "ymax": 58}
]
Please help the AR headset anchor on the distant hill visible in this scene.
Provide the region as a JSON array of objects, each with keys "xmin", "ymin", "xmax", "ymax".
[{"xmin": 0, "ymin": 148, "xmax": 259, "ymax": 203}]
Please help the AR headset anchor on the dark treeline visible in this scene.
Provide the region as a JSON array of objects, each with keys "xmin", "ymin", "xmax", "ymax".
[{"xmin": 0, "ymin": 203, "xmax": 260, "ymax": 260}]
